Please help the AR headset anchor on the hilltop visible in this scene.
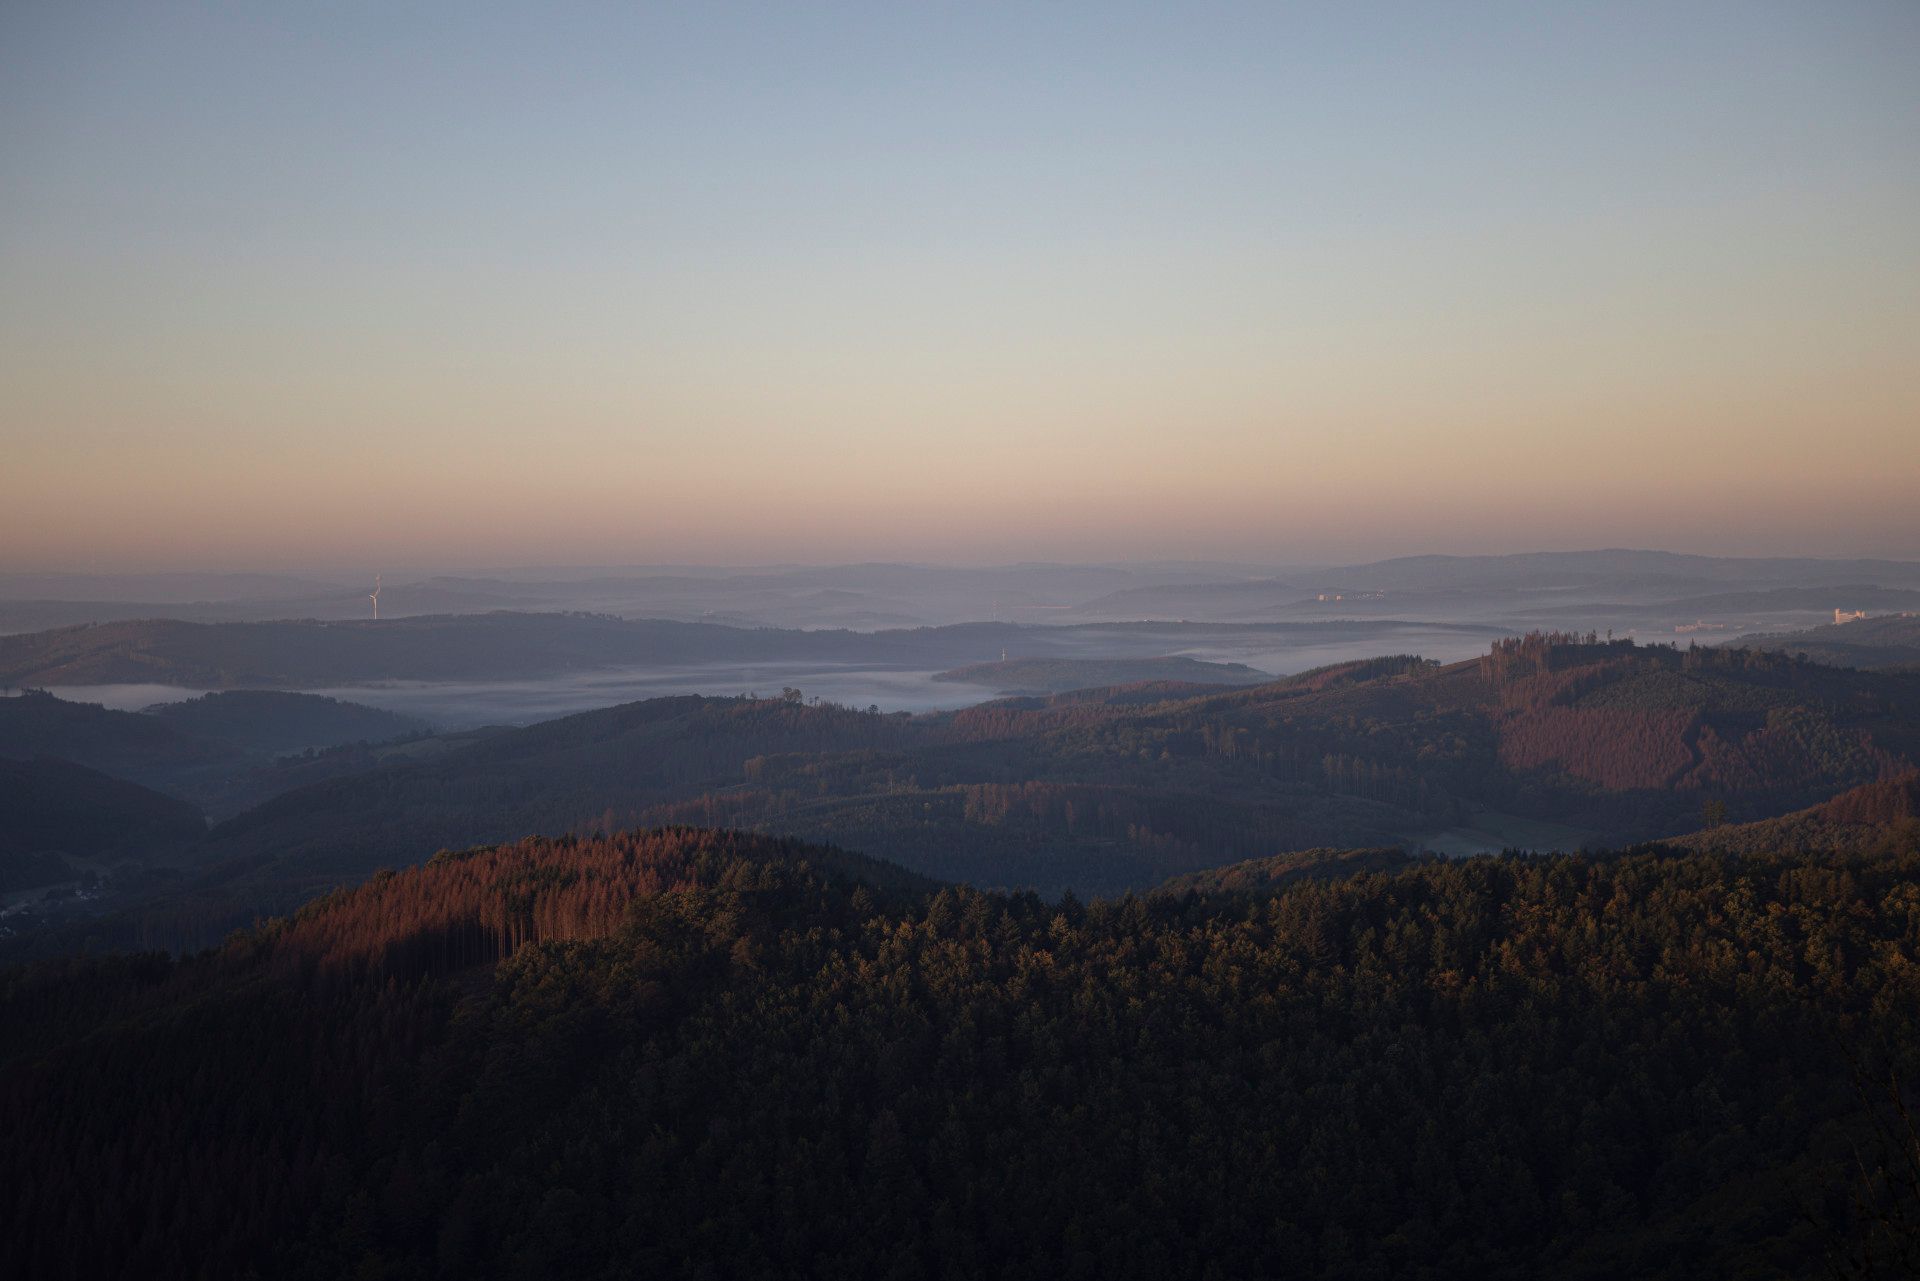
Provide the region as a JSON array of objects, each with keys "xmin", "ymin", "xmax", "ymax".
[
  {"xmin": 145, "ymin": 690, "xmax": 428, "ymax": 756},
  {"xmin": 3, "ymin": 825, "xmax": 1913, "ymax": 1278}
]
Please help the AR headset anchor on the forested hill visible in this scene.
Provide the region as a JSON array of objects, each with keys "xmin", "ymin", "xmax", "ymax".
[
  {"xmin": 0, "ymin": 689, "xmax": 439, "ymax": 820},
  {"xmin": 1156, "ymin": 846, "xmax": 1420, "ymax": 894},
  {"xmin": 1667, "ymin": 771, "xmax": 1920, "ymax": 857},
  {"xmin": 3, "ymin": 826, "xmax": 1915, "ymax": 1279},
  {"xmin": 1738, "ymin": 613, "xmax": 1920, "ymax": 671},
  {"xmin": 0, "ymin": 758, "xmax": 205, "ymax": 890},
  {"xmin": 0, "ymin": 690, "xmax": 249, "ymax": 801},
  {"xmin": 145, "ymin": 690, "xmax": 428, "ymax": 756}
]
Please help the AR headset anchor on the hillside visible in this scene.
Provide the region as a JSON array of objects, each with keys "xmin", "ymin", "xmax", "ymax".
[
  {"xmin": 0, "ymin": 563, "xmax": 1228, "ymax": 632},
  {"xmin": 0, "ymin": 758, "xmax": 205, "ymax": 890},
  {"xmin": 0, "ymin": 689, "xmax": 456, "ymax": 822},
  {"xmin": 0, "ymin": 690, "xmax": 249, "ymax": 802},
  {"xmin": 2, "ymin": 828, "xmax": 1913, "ymax": 1279},
  {"xmin": 1666, "ymin": 771, "xmax": 1920, "ymax": 857},
  {"xmin": 214, "ymin": 637, "xmax": 1920, "ymax": 874},
  {"xmin": 933, "ymin": 655, "xmax": 1272, "ymax": 693},
  {"xmin": 1737, "ymin": 613, "xmax": 1920, "ymax": 671},
  {"xmin": 145, "ymin": 690, "xmax": 428, "ymax": 756},
  {"xmin": 1156, "ymin": 845, "xmax": 1418, "ymax": 893}
]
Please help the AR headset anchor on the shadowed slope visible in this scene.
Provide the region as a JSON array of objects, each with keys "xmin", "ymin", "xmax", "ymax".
[
  {"xmin": 1668, "ymin": 771, "xmax": 1920, "ymax": 857},
  {"xmin": 0, "ymin": 758, "xmax": 206, "ymax": 889}
]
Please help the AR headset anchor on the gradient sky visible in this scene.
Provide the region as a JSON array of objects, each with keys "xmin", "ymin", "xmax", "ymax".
[{"xmin": 3, "ymin": 1, "xmax": 1917, "ymax": 570}]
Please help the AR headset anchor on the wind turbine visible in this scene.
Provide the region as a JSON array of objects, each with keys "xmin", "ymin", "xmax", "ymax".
[{"xmin": 369, "ymin": 573, "xmax": 381, "ymax": 620}]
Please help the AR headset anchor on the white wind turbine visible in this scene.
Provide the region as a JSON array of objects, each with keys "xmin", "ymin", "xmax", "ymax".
[{"xmin": 369, "ymin": 573, "xmax": 382, "ymax": 620}]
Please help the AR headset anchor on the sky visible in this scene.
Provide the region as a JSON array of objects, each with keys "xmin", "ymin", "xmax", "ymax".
[{"xmin": 2, "ymin": 1, "xmax": 1917, "ymax": 571}]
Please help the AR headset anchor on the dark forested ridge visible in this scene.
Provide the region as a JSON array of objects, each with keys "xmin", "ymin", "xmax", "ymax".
[
  {"xmin": 0, "ymin": 689, "xmax": 442, "ymax": 821},
  {"xmin": 0, "ymin": 689, "xmax": 248, "ymax": 801},
  {"xmin": 3, "ymin": 825, "xmax": 1916, "ymax": 1280},
  {"xmin": 144, "ymin": 690, "xmax": 429, "ymax": 756},
  {"xmin": 0, "ymin": 758, "xmax": 205, "ymax": 890},
  {"xmin": 1156, "ymin": 845, "xmax": 1423, "ymax": 894}
]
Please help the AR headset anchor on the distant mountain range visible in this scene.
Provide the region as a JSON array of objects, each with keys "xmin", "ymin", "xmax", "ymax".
[{"xmin": 4, "ymin": 550, "xmax": 1917, "ymax": 635}]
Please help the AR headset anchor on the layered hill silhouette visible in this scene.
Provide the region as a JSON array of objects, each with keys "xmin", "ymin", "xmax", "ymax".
[
  {"xmin": 10, "ymin": 633, "xmax": 1901, "ymax": 953},
  {"xmin": 1155, "ymin": 845, "xmax": 1420, "ymax": 894},
  {"xmin": 0, "ymin": 689, "xmax": 440, "ymax": 819},
  {"xmin": 0, "ymin": 690, "xmax": 249, "ymax": 803},
  {"xmin": 0, "ymin": 611, "xmax": 1495, "ymax": 688}
]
